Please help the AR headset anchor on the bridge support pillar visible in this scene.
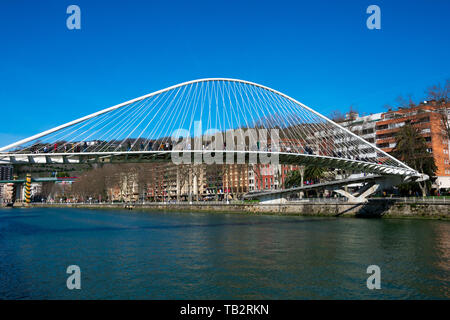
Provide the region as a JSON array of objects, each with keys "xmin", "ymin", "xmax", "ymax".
[
  {"xmin": 25, "ymin": 173, "xmax": 31, "ymax": 205},
  {"xmin": 332, "ymin": 175, "xmax": 405, "ymax": 203},
  {"xmin": 333, "ymin": 183, "xmax": 380, "ymax": 203},
  {"xmin": 176, "ymin": 166, "xmax": 180, "ymax": 202}
]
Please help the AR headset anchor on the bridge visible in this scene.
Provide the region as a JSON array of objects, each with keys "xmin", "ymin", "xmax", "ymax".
[
  {"xmin": 0, "ymin": 78, "xmax": 426, "ymax": 203},
  {"xmin": 0, "ymin": 177, "xmax": 77, "ymax": 184}
]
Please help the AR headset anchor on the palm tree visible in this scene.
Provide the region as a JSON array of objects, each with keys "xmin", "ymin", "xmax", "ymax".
[
  {"xmin": 304, "ymin": 166, "xmax": 325, "ymax": 183},
  {"xmin": 284, "ymin": 166, "xmax": 324, "ymax": 188},
  {"xmin": 284, "ymin": 170, "xmax": 302, "ymax": 188}
]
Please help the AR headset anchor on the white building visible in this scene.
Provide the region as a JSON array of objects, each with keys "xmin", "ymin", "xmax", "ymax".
[{"xmin": 339, "ymin": 112, "xmax": 382, "ymax": 162}]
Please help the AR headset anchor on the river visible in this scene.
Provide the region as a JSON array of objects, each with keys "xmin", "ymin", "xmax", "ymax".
[{"xmin": 0, "ymin": 208, "xmax": 448, "ymax": 299}]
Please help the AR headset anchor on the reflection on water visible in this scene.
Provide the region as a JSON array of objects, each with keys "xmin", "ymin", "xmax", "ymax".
[{"xmin": 0, "ymin": 208, "xmax": 449, "ymax": 299}]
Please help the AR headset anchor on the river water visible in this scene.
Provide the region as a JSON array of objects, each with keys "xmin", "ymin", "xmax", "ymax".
[{"xmin": 0, "ymin": 207, "xmax": 449, "ymax": 299}]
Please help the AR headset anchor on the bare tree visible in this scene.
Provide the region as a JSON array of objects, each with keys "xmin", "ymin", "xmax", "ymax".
[
  {"xmin": 329, "ymin": 110, "xmax": 345, "ymax": 122},
  {"xmin": 395, "ymin": 94, "xmax": 416, "ymax": 108},
  {"xmin": 426, "ymin": 79, "xmax": 450, "ymax": 102},
  {"xmin": 39, "ymin": 181, "xmax": 54, "ymax": 199},
  {"xmin": 71, "ymin": 165, "xmax": 112, "ymax": 202},
  {"xmin": 347, "ymin": 105, "xmax": 358, "ymax": 121}
]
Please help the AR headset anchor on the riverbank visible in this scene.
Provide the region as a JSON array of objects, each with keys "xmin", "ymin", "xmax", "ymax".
[{"xmin": 6, "ymin": 199, "xmax": 450, "ymax": 220}]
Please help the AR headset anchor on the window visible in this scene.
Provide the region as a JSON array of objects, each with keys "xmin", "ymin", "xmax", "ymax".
[
  {"xmin": 362, "ymin": 128, "xmax": 374, "ymax": 135},
  {"xmin": 376, "ymin": 124, "xmax": 389, "ymax": 130},
  {"xmin": 416, "ymin": 116, "xmax": 430, "ymax": 124},
  {"xmin": 377, "ymin": 133, "xmax": 395, "ymax": 139},
  {"xmin": 388, "ymin": 122, "xmax": 405, "ymax": 129}
]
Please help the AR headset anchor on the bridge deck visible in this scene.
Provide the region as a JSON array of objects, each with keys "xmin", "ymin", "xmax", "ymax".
[{"xmin": 0, "ymin": 150, "xmax": 419, "ymax": 178}]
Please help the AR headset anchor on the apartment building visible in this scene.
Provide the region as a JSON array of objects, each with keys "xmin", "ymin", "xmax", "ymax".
[
  {"xmin": 144, "ymin": 163, "xmax": 224, "ymax": 201},
  {"xmin": 223, "ymin": 164, "xmax": 249, "ymax": 197},
  {"xmin": 375, "ymin": 100, "xmax": 450, "ymax": 188},
  {"xmin": 337, "ymin": 112, "xmax": 382, "ymax": 162},
  {"xmin": 249, "ymin": 164, "xmax": 276, "ymax": 191},
  {"xmin": 249, "ymin": 164, "xmax": 299, "ymax": 191},
  {"xmin": 0, "ymin": 165, "xmax": 13, "ymax": 180}
]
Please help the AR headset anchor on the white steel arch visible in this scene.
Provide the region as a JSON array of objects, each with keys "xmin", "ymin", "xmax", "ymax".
[{"xmin": 0, "ymin": 78, "xmax": 422, "ymax": 179}]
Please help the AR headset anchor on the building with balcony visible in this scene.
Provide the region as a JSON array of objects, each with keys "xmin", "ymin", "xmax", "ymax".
[
  {"xmin": 375, "ymin": 100, "xmax": 450, "ymax": 189},
  {"xmin": 338, "ymin": 112, "xmax": 382, "ymax": 162},
  {"xmin": 249, "ymin": 164, "xmax": 299, "ymax": 191}
]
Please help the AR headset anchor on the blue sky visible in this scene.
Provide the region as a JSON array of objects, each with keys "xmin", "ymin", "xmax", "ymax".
[{"xmin": 0, "ymin": 0, "xmax": 449, "ymax": 146}]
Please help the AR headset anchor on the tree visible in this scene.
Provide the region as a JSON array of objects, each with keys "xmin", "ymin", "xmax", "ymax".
[
  {"xmin": 329, "ymin": 110, "xmax": 345, "ymax": 122},
  {"xmin": 392, "ymin": 125, "xmax": 437, "ymax": 196},
  {"xmin": 304, "ymin": 166, "xmax": 325, "ymax": 184},
  {"xmin": 71, "ymin": 165, "xmax": 112, "ymax": 201},
  {"xmin": 396, "ymin": 94, "xmax": 416, "ymax": 108},
  {"xmin": 346, "ymin": 105, "xmax": 358, "ymax": 121},
  {"xmin": 284, "ymin": 170, "xmax": 302, "ymax": 188},
  {"xmin": 56, "ymin": 171, "xmax": 69, "ymax": 178},
  {"xmin": 384, "ymin": 94, "xmax": 416, "ymax": 112},
  {"xmin": 426, "ymin": 79, "xmax": 450, "ymax": 102},
  {"xmin": 284, "ymin": 166, "xmax": 324, "ymax": 188}
]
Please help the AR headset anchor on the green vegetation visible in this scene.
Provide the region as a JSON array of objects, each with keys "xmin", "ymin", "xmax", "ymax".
[
  {"xmin": 284, "ymin": 170, "xmax": 302, "ymax": 188},
  {"xmin": 284, "ymin": 166, "xmax": 325, "ymax": 188},
  {"xmin": 304, "ymin": 166, "xmax": 325, "ymax": 182},
  {"xmin": 392, "ymin": 124, "xmax": 437, "ymax": 196}
]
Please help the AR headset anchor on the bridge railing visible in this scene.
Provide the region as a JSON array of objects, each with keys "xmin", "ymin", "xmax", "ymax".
[
  {"xmin": 369, "ymin": 196, "xmax": 450, "ymax": 204},
  {"xmin": 29, "ymin": 200, "xmax": 248, "ymax": 206}
]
